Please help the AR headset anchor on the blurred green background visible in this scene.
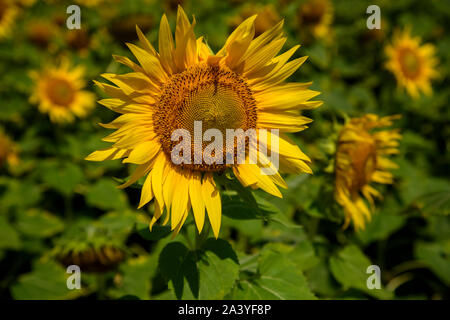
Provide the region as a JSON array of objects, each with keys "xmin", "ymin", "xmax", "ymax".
[{"xmin": 0, "ymin": 0, "xmax": 449, "ymax": 300}]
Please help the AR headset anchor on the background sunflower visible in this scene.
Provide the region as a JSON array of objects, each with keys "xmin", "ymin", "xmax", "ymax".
[
  {"xmin": 29, "ymin": 59, "xmax": 95, "ymax": 123},
  {"xmin": 385, "ymin": 28, "xmax": 438, "ymax": 98},
  {"xmin": 0, "ymin": 0, "xmax": 448, "ymax": 301}
]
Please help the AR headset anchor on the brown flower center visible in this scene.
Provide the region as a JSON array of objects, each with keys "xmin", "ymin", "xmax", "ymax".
[
  {"xmin": 153, "ymin": 64, "xmax": 257, "ymax": 172},
  {"xmin": 66, "ymin": 29, "xmax": 91, "ymax": 51},
  {"xmin": 348, "ymin": 139, "xmax": 377, "ymax": 194},
  {"xmin": 0, "ymin": 1, "xmax": 7, "ymax": 21},
  {"xmin": 300, "ymin": 0, "xmax": 326, "ymax": 26},
  {"xmin": 46, "ymin": 78, "xmax": 76, "ymax": 107},
  {"xmin": 398, "ymin": 47, "xmax": 422, "ymax": 79}
]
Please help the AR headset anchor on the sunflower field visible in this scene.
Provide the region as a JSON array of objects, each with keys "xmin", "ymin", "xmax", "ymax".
[{"xmin": 0, "ymin": 0, "xmax": 449, "ymax": 301}]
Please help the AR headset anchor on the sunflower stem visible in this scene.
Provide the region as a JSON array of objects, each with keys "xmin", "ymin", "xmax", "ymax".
[
  {"xmin": 181, "ymin": 228, "xmax": 194, "ymax": 250},
  {"xmin": 195, "ymin": 223, "xmax": 210, "ymax": 250}
]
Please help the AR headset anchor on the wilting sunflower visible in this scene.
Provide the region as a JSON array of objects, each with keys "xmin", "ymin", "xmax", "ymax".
[
  {"xmin": 298, "ymin": 0, "xmax": 333, "ymax": 40},
  {"xmin": 334, "ymin": 114, "xmax": 401, "ymax": 230},
  {"xmin": 0, "ymin": 0, "xmax": 19, "ymax": 39},
  {"xmin": 385, "ymin": 28, "xmax": 438, "ymax": 98},
  {"xmin": 30, "ymin": 60, "xmax": 95, "ymax": 123},
  {"xmin": 52, "ymin": 217, "xmax": 127, "ymax": 272},
  {"xmin": 0, "ymin": 130, "xmax": 19, "ymax": 167},
  {"xmin": 87, "ymin": 6, "xmax": 321, "ymax": 238},
  {"xmin": 57, "ymin": 245, "xmax": 125, "ymax": 273}
]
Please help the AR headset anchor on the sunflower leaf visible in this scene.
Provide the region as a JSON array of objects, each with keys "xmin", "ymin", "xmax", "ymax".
[
  {"xmin": 231, "ymin": 249, "xmax": 316, "ymax": 300},
  {"xmin": 158, "ymin": 239, "xmax": 239, "ymax": 300},
  {"xmin": 329, "ymin": 245, "xmax": 393, "ymax": 299}
]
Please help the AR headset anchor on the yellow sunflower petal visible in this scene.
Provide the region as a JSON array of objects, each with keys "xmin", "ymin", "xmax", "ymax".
[
  {"xmin": 189, "ymin": 172, "xmax": 206, "ymax": 233},
  {"xmin": 202, "ymin": 173, "xmax": 222, "ymax": 238}
]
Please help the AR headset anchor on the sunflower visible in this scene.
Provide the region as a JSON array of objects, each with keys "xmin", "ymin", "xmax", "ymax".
[
  {"xmin": 57, "ymin": 245, "xmax": 125, "ymax": 273},
  {"xmin": 75, "ymin": 0, "xmax": 104, "ymax": 7},
  {"xmin": 30, "ymin": 60, "xmax": 95, "ymax": 123},
  {"xmin": 0, "ymin": 0, "xmax": 19, "ymax": 39},
  {"xmin": 0, "ymin": 130, "xmax": 19, "ymax": 167},
  {"xmin": 87, "ymin": 6, "xmax": 321, "ymax": 238},
  {"xmin": 385, "ymin": 28, "xmax": 438, "ymax": 98},
  {"xmin": 52, "ymin": 217, "xmax": 127, "ymax": 272},
  {"xmin": 230, "ymin": 4, "xmax": 281, "ymax": 37},
  {"xmin": 298, "ymin": 0, "xmax": 333, "ymax": 40},
  {"xmin": 27, "ymin": 19, "xmax": 55, "ymax": 49},
  {"xmin": 65, "ymin": 29, "xmax": 92, "ymax": 55},
  {"xmin": 334, "ymin": 114, "xmax": 401, "ymax": 230},
  {"xmin": 18, "ymin": 0, "xmax": 36, "ymax": 6}
]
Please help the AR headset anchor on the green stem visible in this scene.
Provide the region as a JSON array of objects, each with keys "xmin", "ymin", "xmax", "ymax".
[
  {"xmin": 195, "ymin": 223, "xmax": 210, "ymax": 250},
  {"xmin": 181, "ymin": 229, "xmax": 194, "ymax": 250}
]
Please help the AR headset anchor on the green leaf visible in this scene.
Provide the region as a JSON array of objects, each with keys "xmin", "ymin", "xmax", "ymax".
[
  {"xmin": 357, "ymin": 208, "xmax": 406, "ymax": 246},
  {"xmin": 11, "ymin": 261, "xmax": 85, "ymax": 300},
  {"xmin": 85, "ymin": 179, "xmax": 128, "ymax": 210},
  {"xmin": 98, "ymin": 211, "xmax": 136, "ymax": 235},
  {"xmin": 395, "ymin": 159, "xmax": 450, "ymax": 207},
  {"xmin": 223, "ymin": 178, "xmax": 259, "ymax": 209},
  {"xmin": 40, "ymin": 161, "xmax": 84, "ymax": 195},
  {"xmin": 289, "ymin": 241, "xmax": 320, "ymax": 272},
  {"xmin": 0, "ymin": 179, "xmax": 42, "ymax": 209},
  {"xmin": 329, "ymin": 245, "xmax": 392, "ymax": 299},
  {"xmin": 232, "ymin": 250, "xmax": 316, "ymax": 300},
  {"xmin": 16, "ymin": 209, "xmax": 64, "ymax": 238},
  {"xmin": 0, "ymin": 216, "xmax": 21, "ymax": 250},
  {"xmin": 222, "ymin": 215, "xmax": 263, "ymax": 239},
  {"xmin": 415, "ymin": 241, "xmax": 450, "ymax": 286},
  {"xmin": 137, "ymin": 222, "xmax": 172, "ymax": 241},
  {"xmin": 111, "ymin": 255, "xmax": 157, "ymax": 300},
  {"xmin": 159, "ymin": 239, "xmax": 239, "ymax": 299},
  {"xmin": 304, "ymin": 43, "xmax": 329, "ymax": 69},
  {"xmin": 306, "ymin": 260, "xmax": 340, "ymax": 297},
  {"xmin": 256, "ymin": 196, "xmax": 302, "ymax": 229},
  {"xmin": 221, "ymin": 193, "xmax": 262, "ymax": 220},
  {"xmin": 261, "ymin": 241, "xmax": 319, "ymax": 272},
  {"xmin": 419, "ymin": 189, "xmax": 450, "ymax": 216}
]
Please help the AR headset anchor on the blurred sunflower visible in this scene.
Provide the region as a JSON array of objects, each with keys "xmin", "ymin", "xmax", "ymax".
[
  {"xmin": 108, "ymin": 13, "xmax": 153, "ymax": 43},
  {"xmin": 0, "ymin": 130, "xmax": 19, "ymax": 167},
  {"xmin": 0, "ymin": 0, "xmax": 18, "ymax": 39},
  {"xmin": 18, "ymin": 0, "xmax": 36, "ymax": 6},
  {"xmin": 360, "ymin": 18, "xmax": 388, "ymax": 44},
  {"xmin": 163, "ymin": 0, "xmax": 185, "ymax": 14},
  {"xmin": 298, "ymin": 0, "xmax": 333, "ymax": 40},
  {"xmin": 30, "ymin": 60, "xmax": 95, "ymax": 123},
  {"xmin": 75, "ymin": 0, "xmax": 104, "ymax": 7},
  {"xmin": 334, "ymin": 114, "xmax": 401, "ymax": 230},
  {"xmin": 65, "ymin": 29, "xmax": 92, "ymax": 56},
  {"xmin": 57, "ymin": 245, "xmax": 125, "ymax": 273},
  {"xmin": 385, "ymin": 28, "xmax": 438, "ymax": 98},
  {"xmin": 87, "ymin": 6, "xmax": 321, "ymax": 238},
  {"xmin": 230, "ymin": 4, "xmax": 281, "ymax": 37},
  {"xmin": 26, "ymin": 19, "xmax": 56, "ymax": 49}
]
